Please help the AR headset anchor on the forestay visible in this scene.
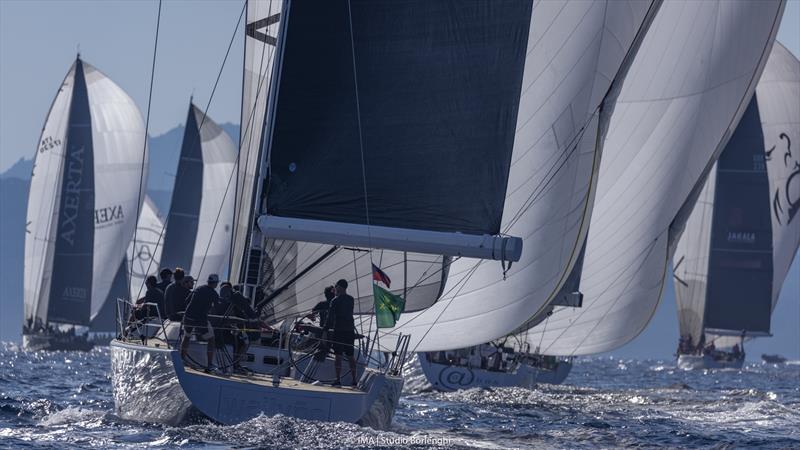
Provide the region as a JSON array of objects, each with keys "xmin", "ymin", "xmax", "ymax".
[
  {"xmin": 376, "ymin": 0, "xmax": 660, "ymax": 352},
  {"xmin": 526, "ymin": 0, "xmax": 785, "ymax": 356}
]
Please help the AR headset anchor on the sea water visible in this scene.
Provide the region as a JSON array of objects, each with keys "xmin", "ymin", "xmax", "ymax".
[{"xmin": 1, "ymin": 343, "xmax": 798, "ymax": 449}]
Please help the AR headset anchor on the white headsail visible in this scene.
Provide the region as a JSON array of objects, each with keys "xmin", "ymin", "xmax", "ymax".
[
  {"xmin": 159, "ymin": 104, "xmax": 236, "ymax": 284},
  {"xmin": 230, "ymin": 0, "xmax": 284, "ymax": 284},
  {"xmin": 23, "ymin": 57, "xmax": 147, "ymax": 328},
  {"xmin": 128, "ymin": 196, "xmax": 164, "ymax": 302},
  {"xmin": 375, "ymin": 0, "xmax": 661, "ymax": 351},
  {"xmin": 672, "ymin": 41, "xmax": 800, "ymax": 345},
  {"xmin": 526, "ymin": 0, "xmax": 785, "ymax": 356}
]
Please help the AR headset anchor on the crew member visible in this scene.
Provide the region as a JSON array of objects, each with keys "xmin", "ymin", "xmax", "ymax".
[
  {"xmin": 325, "ymin": 279, "xmax": 358, "ymax": 387},
  {"xmin": 180, "ymin": 274, "xmax": 220, "ymax": 372}
]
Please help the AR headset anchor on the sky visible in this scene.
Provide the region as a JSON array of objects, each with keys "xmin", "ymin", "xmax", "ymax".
[{"xmin": 0, "ymin": 1, "xmax": 798, "ymax": 359}]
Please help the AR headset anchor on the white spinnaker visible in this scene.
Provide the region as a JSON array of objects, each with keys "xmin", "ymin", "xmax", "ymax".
[
  {"xmin": 672, "ymin": 168, "xmax": 717, "ymax": 342},
  {"xmin": 24, "ymin": 65, "xmax": 76, "ymax": 324},
  {"xmin": 527, "ymin": 0, "xmax": 785, "ymax": 356},
  {"xmin": 128, "ymin": 196, "xmax": 163, "ymax": 302},
  {"xmin": 84, "ymin": 62, "xmax": 148, "ymax": 321},
  {"xmin": 758, "ymin": 41, "xmax": 800, "ymax": 310},
  {"xmin": 371, "ymin": 0, "xmax": 658, "ymax": 352},
  {"xmin": 190, "ymin": 107, "xmax": 237, "ymax": 283},
  {"xmin": 231, "ymin": 0, "xmax": 283, "ymax": 283}
]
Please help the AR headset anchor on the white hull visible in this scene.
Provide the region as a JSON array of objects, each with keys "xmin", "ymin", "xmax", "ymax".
[
  {"xmin": 419, "ymin": 355, "xmax": 571, "ymax": 391},
  {"xmin": 110, "ymin": 337, "xmax": 402, "ymax": 429},
  {"xmin": 677, "ymin": 354, "xmax": 745, "ymax": 370}
]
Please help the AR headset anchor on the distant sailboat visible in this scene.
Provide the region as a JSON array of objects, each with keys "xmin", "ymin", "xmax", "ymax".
[
  {"xmin": 23, "ymin": 56, "xmax": 148, "ymax": 351},
  {"xmin": 673, "ymin": 41, "xmax": 800, "ymax": 370},
  {"xmin": 158, "ymin": 103, "xmax": 236, "ymax": 283},
  {"xmin": 524, "ymin": 0, "xmax": 785, "ymax": 358}
]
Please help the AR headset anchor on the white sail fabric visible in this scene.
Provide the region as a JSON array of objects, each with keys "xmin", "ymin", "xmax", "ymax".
[
  {"xmin": 758, "ymin": 42, "xmax": 800, "ymax": 310},
  {"xmin": 190, "ymin": 107, "xmax": 237, "ymax": 283},
  {"xmin": 23, "ymin": 59, "xmax": 147, "ymax": 326},
  {"xmin": 24, "ymin": 65, "xmax": 76, "ymax": 324},
  {"xmin": 263, "ymin": 242, "xmax": 446, "ymax": 324},
  {"xmin": 371, "ymin": 0, "xmax": 658, "ymax": 352},
  {"xmin": 128, "ymin": 197, "xmax": 164, "ymax": 302},
  {"xmin": 84, "ymin": 62, "xmax": 148, "ymax": 320},
  {"xmin": 527, "ymin": 0, "xmax": 785, "ymax": 356},
  {"xmin": 230, "ymin": 0, "xmax": 283, "ymax": 284},
  {"xmin": 672, "ymin": 168, "xmax": 717, "ymax": 342}
]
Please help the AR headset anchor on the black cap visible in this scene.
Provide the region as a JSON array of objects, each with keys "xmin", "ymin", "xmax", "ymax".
[
  {"xmin": 336, "ymin": 279, "xmax": 348, "ymax": 289},
  {"xmin": 160, "ymin": 267, "xmax": 173, "ymax": 276}
]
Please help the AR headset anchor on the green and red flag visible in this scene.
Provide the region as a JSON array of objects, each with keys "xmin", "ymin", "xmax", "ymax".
[
  {"xmin": 372, "ymin": 263, "xmax": 391, "ymax": 288},
  {"xmin": 373, "ymin": 267, "xmax": 404, "ymax": 328}
]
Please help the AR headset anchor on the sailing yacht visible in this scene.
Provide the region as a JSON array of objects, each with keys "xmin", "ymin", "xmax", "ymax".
[
  {"xmin": 111, "ymin": 0, "xmax": 529, "ymax": 428},
  {"xmin": 673, "ymin": 42, "xmax": 800, "ymax": 370},
  {"xmin": 522, "ymin": 0, "xmax": 785, "ymax": 361},
  {"xmin": 22, "ymin": 56, "xmax": 148, "ymax": 351}
]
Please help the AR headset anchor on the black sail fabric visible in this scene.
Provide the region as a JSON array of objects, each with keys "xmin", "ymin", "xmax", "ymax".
[
  {"xmin": 160, "ymin": 104, "xmax": 203, "ymax": 272},
  {"xmin": 265, "ymin": 0, "xmax": 532, "ymax": 236},
  {"xmin": 704, "ymin": 98, "xmax": 774, "ymax": 335},
  {"xmin": 47, "ymin": 59, "xmax": 95, "ymax": 326}
]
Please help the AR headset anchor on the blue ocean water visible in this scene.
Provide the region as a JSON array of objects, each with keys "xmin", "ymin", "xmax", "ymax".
[{"xmin": 0, "ymin": 343, "xmax": 798, "ymax": 449}]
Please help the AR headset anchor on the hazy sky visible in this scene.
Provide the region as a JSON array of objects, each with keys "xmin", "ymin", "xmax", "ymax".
[
  {"xmin": 0, "ymin": 0, "xmax": 798, "ymax": 171},
  {"xmin": 1, "ymin": 1, "xmax": 799, "ymax": 358}
]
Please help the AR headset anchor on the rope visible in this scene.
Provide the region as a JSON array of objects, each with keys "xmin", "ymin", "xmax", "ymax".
[
  {"xmin": 133, "ymin": 2, "xmax": 246, "ymax": 301},
  {"xmin": 129, "ymin": 0, "xmax": 162, "ymax": 293}
]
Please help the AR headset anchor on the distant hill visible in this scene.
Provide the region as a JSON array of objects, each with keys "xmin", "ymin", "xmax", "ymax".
[
  {"xmin": 0, "ymin": 158, "xmax": 33, "ymax": 181},
  {"xmin": 0, "ymin": 122, "xmax": 239, "ymax": 343}
]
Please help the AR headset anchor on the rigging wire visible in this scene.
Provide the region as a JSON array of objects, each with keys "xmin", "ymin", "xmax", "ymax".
[
  {"xmin": 129, "ymin": 0, "xmax": 162, "ymax": 293},
  {"xmin": 133, "ymin": 1, "xmax": 246, "ymax": 301}
]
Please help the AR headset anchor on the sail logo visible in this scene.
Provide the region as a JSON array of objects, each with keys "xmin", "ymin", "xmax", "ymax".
[
  {"xmin": 727, "ymin": 231, "xmax": 756, "ymax": 244},
  {"xmin": 62, "ymin": 286, "xmax": 87, "ymax": 300},
  {"xmin": 95, "ymin": 205, "xmax": 124, "ymax": 227},
  {"xmin": 438, "ymin": 366, "xmax": 474, "ymax": 390},
  {"xmin": 246, "ymin": 13, "xmax": 280, "ymax": 46},
  {"xmin": 766, "ymin": 133, "xmax": 799, "ymax": 226},
  {"xmin": 59, "ymin": 146, "xmax": 85, "ymax": 246},
  {"xmin": 39, "ymin": 136, "xmax": 62, "ymax": 153}
]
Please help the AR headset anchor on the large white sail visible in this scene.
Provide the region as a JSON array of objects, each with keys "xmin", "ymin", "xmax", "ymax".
[
  {"xmin": 526, "ymin": 0, "xmax": 785, "ymax": 356},
  {"xmin": 85, "ymin": 62, "xmax": 149, "ymax": 321},
  {"xmin": 160, "ymin": 105, "xmax": 236, "ymax": 284},
  {"xmin": 373, "ymin": 0, "xmax": 660, "ymax": 352},
  {"xmin": 128, "ymin": 196, "xmax": 164, "ymax": 302},
  {"xmin": 759, "ymin": 42, "xmax": 800, "ymax": 310},
  {"xmin": 23, "ymin": 58, "xmax": 147, "ymax": 328},
  {"xmin": 24, "ymin": 65, "xmax": 76, "ymax": 326},
  {"xmin": 230, "ymin": 0, "xmax": 284, "ymax": 284}
]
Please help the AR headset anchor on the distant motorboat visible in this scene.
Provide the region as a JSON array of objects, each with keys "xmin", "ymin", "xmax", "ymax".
[{"xmin": 761, "ymin": 354, "xmax": 787, "ymax": 364}]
